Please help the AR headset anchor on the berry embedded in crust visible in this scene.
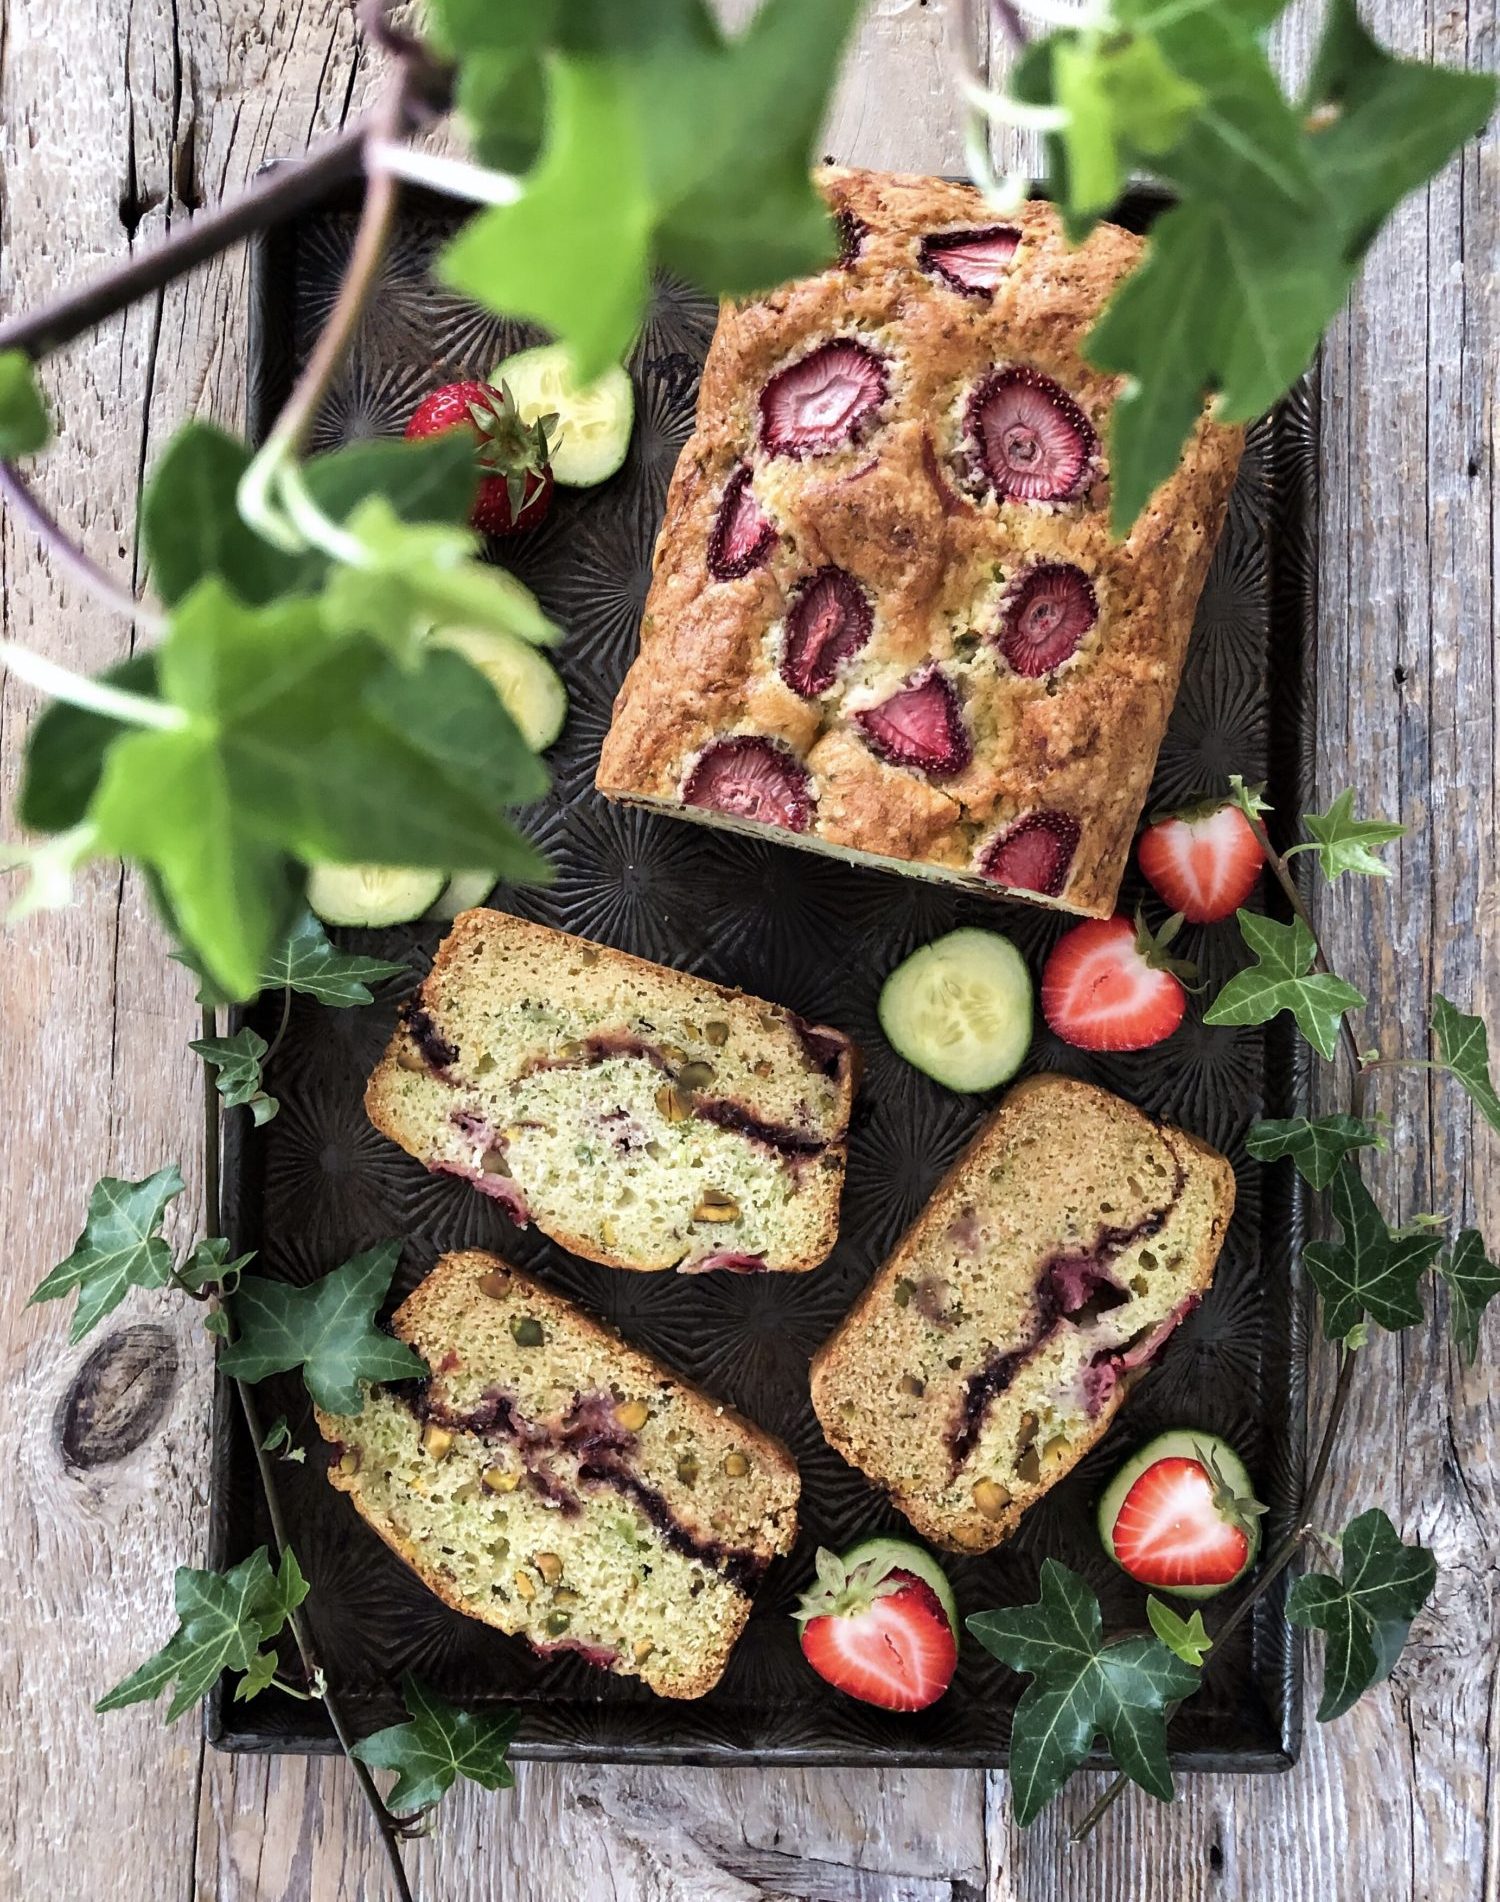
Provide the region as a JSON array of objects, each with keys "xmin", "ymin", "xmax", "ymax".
[
  {"xmin": 966, "ymin": 366, "xmax": 1097, "ymax": 504},
  {"xmin": 919, "ymin": 225, "xmax": 1021, "ymax": 293},
  {"xmin": 708, "ymin": 466, "xmax": 777, "ymax": 581},
  {"xmin": 854, "ymin": 666, "xmax": 972, "ymax": 779},
  {"xmin": 996, "ymin": 562, "xmax": 1099, "ymax": 676},
  {"xmin": 779, "ymin": 567, "xmax": 874, "ymax": 698},
  {"xmin": 759, "ymin": 340, "xmax": 888, "ymax": 458},
  {"xmin": 682, "ymin": 736, "xmax": 814, "ymax": 832},
  {"xmin": 978, "ymin": 811, "xmax": 1082, "ymax": 897}
]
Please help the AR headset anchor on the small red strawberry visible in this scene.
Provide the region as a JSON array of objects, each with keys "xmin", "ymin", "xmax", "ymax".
[
  {"xmin": 1041, "ymin": 911, "xmax": 1196, "ymax": 1051},
  {"xmin": 404, "ymin": 379, "xmax": 557, "ymax": 538},
  {"xmin": 681, "ymin": 735, "xmax": 814, "ymax": 832},
  {"xmin": 1099, "ymin": 1433, "xmax": 1265, "ymax": 1599},
  {"xmin": 1137, "ymin": 799, "xmax": 1265, "ymax": 924},
  {"xmin": 780, "ymin": 566, "xmax": 873, "ymax": 697},
  {"xmin": 977, "ymin": 810, "xmax": 1081, "ymax": 898},
  {"xmin": 708, "ymin": 465, "xmax": 776, "ymax": 580},
  {"xmin": 854, "ymin": 665, "xmax": 971, "ymax": 778},
  {"xmin": 967, "ymin": 366, "xmax": 1096, "ymax": 504},
  {"xmin": 920, "ymin": 225, "xmax": 1020, "ymax": 293},
  {"xmin": 759, "ymin": 340, "xmax": 888, "ymax": 458},
  {"xmin": 794, "ymin": 1537, "xmax": 958, "ymax": 1711}
]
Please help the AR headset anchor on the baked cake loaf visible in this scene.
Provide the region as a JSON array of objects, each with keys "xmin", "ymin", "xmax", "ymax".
[
  {"xmin": 316, "ymin": 1250, "xmax": 800, "ymax": 1698},
  {"xmin": 810, "ymin": 1075, "xmax": 1234, "ymax": 1553},
  {"xmin": 366, "ymin": 910, "xmax": 856, "ymax": 1273},
  {"xmin": 596, "ymin": 168, "xmax": 1244, "ymax": 917}
]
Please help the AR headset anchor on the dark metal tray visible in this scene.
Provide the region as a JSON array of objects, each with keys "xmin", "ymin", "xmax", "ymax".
[{"xmin": 209, "ymin": 185, "xmax": 1316, "ymax": 1767}]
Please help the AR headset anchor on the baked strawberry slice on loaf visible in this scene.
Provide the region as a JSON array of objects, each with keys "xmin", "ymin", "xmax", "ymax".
[
  {"xmin": 316, "ymin": 1250, "xmax": 801, "ymax": 1699},
  {"xmin": 810, "ymin": 1076, "xmax": 1234, "ymax": 1553},
  {"xmin": 365, "ymin": 911, "xmax": 856, "ymax": 1273}
]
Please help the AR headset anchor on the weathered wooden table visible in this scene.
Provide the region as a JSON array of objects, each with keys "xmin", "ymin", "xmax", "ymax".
[{"xmin": 2, "ymin": 1, "xmax": 1493, "ymax": 1896}]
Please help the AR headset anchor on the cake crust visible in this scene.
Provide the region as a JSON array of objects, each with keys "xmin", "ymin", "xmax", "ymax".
[{"xmin": 597, "ymin": 169, "xmax": 1244, "ymax": 916}]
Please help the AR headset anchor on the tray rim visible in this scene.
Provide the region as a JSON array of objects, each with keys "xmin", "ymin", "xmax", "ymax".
[{"xmin": 205, "ymin": 180, "xmax": 1317, "ymax": 1771}]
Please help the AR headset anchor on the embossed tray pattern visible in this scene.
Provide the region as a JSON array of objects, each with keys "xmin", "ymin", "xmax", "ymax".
[{"xmin": 209, "ymin": 190, "xmax": 1315, "ymax": 1767}]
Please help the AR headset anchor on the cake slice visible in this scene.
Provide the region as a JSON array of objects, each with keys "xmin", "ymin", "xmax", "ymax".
[
  {"xmin": 809, "ymin": 1076, "xmax": 1234, "ymax": 1553},
  {"xmin": 315, "ymin": 1250, "xmax": 801, "ymax": 1699},
  {"xmin": 365, "ymin": 910, "xmax": 856, "ymax": 1273}
]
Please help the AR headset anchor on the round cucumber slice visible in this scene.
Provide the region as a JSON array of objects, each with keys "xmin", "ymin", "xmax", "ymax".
[
  {"xmin": 306, "ymin": 863, "xmax": 445, "ymax": 929},
  {"xmin": 878, "ymin": 927, "xmax": 1033, "ymax": 1092},
  {"xmin": 492, "ymin": 343, "xmax": 634, "ymax": 487},
  {"xmin": 432, "ymin": 624, "xmax": 567, "ymax": 752},
  {"xmin": 840, "ymin": 1536, "xmax": 959, "ymax": 1640},
  {"xmin": 426, "ymin": 870, "xmax": 498, "ymax": 921},
  {"xmin": 1097, "ymin": 1430, "xmax": 1263, "ymax": 1601}
]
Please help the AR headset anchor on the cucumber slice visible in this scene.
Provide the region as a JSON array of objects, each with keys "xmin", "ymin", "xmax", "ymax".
[
  {"xmin": 878, "ymin": 927, "xmax": 1033, "ymax": 1092},
  {"xmin": 1097, "ymin": 1430, "xmax": 1263, "ymax": 1601},
  {"xmin": 306, "ymin": 863, "xmax": 445, "ymax": 929},
  {"xmin": 432, "ymin": 624, "xmax": 567, "ymax": 752},
  {"xmin": 426, "ymin": 870, "xmax": 498, "ymax": 921},
  {"xmin": 839, "ymin": 1536, "xmax": 959, "ymax": 1640},
  {"xmin": 492, "ymin": 343, "xmax": 634, "ymax": 487}
]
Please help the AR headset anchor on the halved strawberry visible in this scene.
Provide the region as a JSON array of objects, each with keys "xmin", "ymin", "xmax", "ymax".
[
  {"xmin": 405, "ymin": 379, "xmax": 557, "ymax": 537},
  {"xmin": 997, "ymin": 562, "xmax": 1098, "ymax": 676},
  {"xmin": 967, "ymin": 367, "xmax": 1096, "ymax": 504},
  {"xmin": 1137, "ymin": 799, "xmax": 1265, "ymax": 923},
  {"xmin": 977, "ymin": 810, "xmax": 1080, "ymax": 898},
  {"xmin": 794, "ymin": 1537, "xmax": 958, "ymax": 1711},
  {"xmin": 708, "ymin": 466, "xmax": 776, "ymax": 581},
  {"xmin": 854, "ymin": 665, "xmax": 971, "ymax": 777},
  {"xmin": 1040, "ymin": 911, "xmax": 1195, "ymax": 1051},
  {"xmin": 920, "ymin": 225, "xmax": 1020, "ymax": 293},
  {"xmin": 780, "ymin": 566, "xmax": 873, "ymax": 697},
  {"xmin": 1098, "ymin": 1431, "xmax": 1265, "ymax": 1599},
  {"xmin": 681, "ymin": 735, "xmax": 813, "ymax": 832},
  {"xmin": 760, "ymin": 340, "xmax": 887, "ymax": 458}
]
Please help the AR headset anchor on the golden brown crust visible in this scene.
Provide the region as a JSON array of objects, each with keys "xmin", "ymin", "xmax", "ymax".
[{"xmin": 597, "ymin": 170, "xmax": 1244, "ymax": 917}]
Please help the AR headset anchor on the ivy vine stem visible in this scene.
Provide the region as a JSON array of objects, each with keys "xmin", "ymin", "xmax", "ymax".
[{"xmin": 0, "ymin": 463, "xmax": 166, "ymax": 635}]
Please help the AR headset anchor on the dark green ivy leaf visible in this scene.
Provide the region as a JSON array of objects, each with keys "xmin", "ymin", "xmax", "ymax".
[
  {"xmin": 1431, "ymin": 994, "xmax": 1500, "ymax": 1133},
  {"xmin": 219, "ymin": 1241, "xmax": 427, "ymax": 1414},
  {"xmin": 1437, "ymin": 1228, "xmax": 1500, "ymax": 1366},
  {"xmin": 178, "ymin": 1234, "xmax": 256, "ymax": 1293},
  {"xmin": 1203, "ymin": 911, "xmax": 1366, "ymax": 1061},
  {"xmin": 29, "ymin": 1165, "xmax": 185, "ymax": 1342},
  {"xmin": 352, "ymin": 1673, "xmax": 520, "ymax": 1813},
  {"xmin": 968, "ymin": 1559, "xmax": 1200, "ymax": 1825},
  {"xmin": 1294, "ymin": 789, "xmax": 1405, "ymax": 880},
  {"xmin": 1246, "ymin": 1112, "xmax": 1381, "ymax": 1191},
  {"xmin": 1286, "ymin": 1508, "xmax": 1436, "ymax": 1721},
  {"xmin": 256, "ymin": 911, "xmax": 406, "ymax": 1008},
  {"xmin": 190, "ymin": 1027, "xmax": 279, "ymax": 1127},
  {"xmin": 1302, "ymin": 1162, "xmax": 1442, "ymax": 1341},
  {"xmin": 0, "ymin": 348, "xmax": 51, "ymax": 457}
]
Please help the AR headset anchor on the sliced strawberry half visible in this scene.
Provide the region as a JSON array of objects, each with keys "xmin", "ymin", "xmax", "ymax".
[
  {"xmin": 1137, "ymin": 799, "xmax": 1265, "ymax": 923},
  {"xmin": 794, "ymin": 1537, "xmax": 958, "ymax": 1711},
  {"xmin": 780, "ymin": 567, "xmax": 873, "ymax": 697},
  {"xmin": 997, "ymin": 563, "xmax": 1098, "ymax": 676},
  {"xmin": 854, "ymin": 666, "xmax": 971, "ymax": 778},
  {"xmin": 967, "ymin": 367, "xmax": 1096, "ymax": 504},
  {"xmin": 1099, "ymin": 1432, "xmax": 1265, "ymax": 1598},
  {"xmin": 977, "ymin": 811, "xmax": 1081, "ymax": 898},
  {"xmin": 1040, "ymin": 911, "xmax": 1195, "ymax": 1051},
  {"xmin": 708, "ymin": 466, "xmax": 777, "ymax": 581},
  {"xmin": 682, "ymin": 736, "xmax": 813, "ymax": 833},
  {"xmin": 760, "ymin": 340, "xmax": 887, "ymax": 458},
  {"xmin": 920, "ymin": 225, "xmax": 1020, "ymax": 293}
]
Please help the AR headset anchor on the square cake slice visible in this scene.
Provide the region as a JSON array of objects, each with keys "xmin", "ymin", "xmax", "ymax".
[
  {"xmin": 316, "ymin": 1251, "xmax": 800, "ymax": 1698},
  {"xmin": 597, "ymin": 167, "xmax": 1245, "ymax": 917},
  {"xmin": 366, "ymin": 910, "xmax": 856, "ymax": 1273},
  {"xmin": 809, "ymin": 1075, "xmax": 1234, "ymax": 1553}
]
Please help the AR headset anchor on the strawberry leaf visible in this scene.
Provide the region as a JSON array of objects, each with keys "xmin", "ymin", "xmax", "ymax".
[
  {"xmin": 0, "ymin": 348, "xmax": 50, "ymax": 456},
  {"xmin": 218, "ymin": 1241, "xmax": 427, "ymax": 1414},
  {"xmin": 1286, "ymin": 1509, "xmax": 1435, "ymax": 1721},
  {"xmin": 1246, "ymin": 1112, "xmax": 1381, "ymax": 1190},
  {"xmin": 351, "ymin": 1674, "xmax": 520, "ymax": 1814},
  {"xmin": 1295, "ymin": 790, "xmax": 1405, "ymax": 880},
  {"xmin": 968, "ymin": 1559, "xmax": 1200, "ymax": 1824},
  {"xmin": 191, "ymin": 1027, "xmax": 278, "ymax": 1127},
  {"xmin": 1431, "ymin": 994, "xmax": 1500, "ymax": 1133},
  {"xmin": 1437, "ymin": 1228, "xmax": 1500, "ymax": 1366},
  {"xmin": 256, "ymin": 911, "xmax": 406, "ymax": 1008},
  {"xmin": 1145, "ymin": 1596, "xmax": 1213, "ymax": 1669},
  {"xmin": 29, "ymin": 1165, "xmax": 186, "ymax": 1342},
  {"xmin": 1302, "ymin": 1162, "xmax": 1441, "ymax": 1341},
  {"xmin": 1203, "ymin": 911, "xmax": 1366, "ymax": 1061}
]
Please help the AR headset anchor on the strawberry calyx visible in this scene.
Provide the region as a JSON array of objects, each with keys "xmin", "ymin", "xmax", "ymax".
[
  {"xmin": 1194, "ymin": 1438, "xmax": 1268, "ymax": 1541},
  {"xmin": 792, "ymin": 1545, "xmax": 908, "ymax": 1626},
  {"xmin": 1132, "ymin": 907, "xmax": 1199, "ymax": 988},
  {"xmin": 469, "ymin": 381, "xmax": 560, "ymax": 522}
]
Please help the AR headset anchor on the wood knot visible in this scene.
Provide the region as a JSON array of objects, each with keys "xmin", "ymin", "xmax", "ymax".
[{"xmin": 56, "ymin": 1325, "xmax": 178, "ymax": 1470}]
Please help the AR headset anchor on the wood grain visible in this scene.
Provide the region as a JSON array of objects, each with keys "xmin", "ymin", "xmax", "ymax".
[{"xmin": 0, "ymin": 0, "xmax": 1493, "ymax": 1898}]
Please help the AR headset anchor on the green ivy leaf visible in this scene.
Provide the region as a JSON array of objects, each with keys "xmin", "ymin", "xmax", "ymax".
[
  {"xmin": 1246, "ymin": 1113, "xmax": 1381, "ymax": 1191},
  {"xmin": 1203, "ymin": 911, "xmax": 1366, "ymax": 1061},
  {"xmin": 219, "ymin": 1241, "xmax": 427, "ymax": 1414},
  {"xmin": 96, "ymin": 1546, "xmax": 309, "ymax": 1722},
  {"xmin": 260, "ymin": 1414, "xmax": 308, "ymax": 1462},
  {"xmin": 0, "ymin": 348, "xmax": 50, "ymax": 457},
  {"xmin": 967, "ymin": 1559, "xmax": 1200, "ymax": 1825},
  {"xmin": 1052, "ymin": 32, "xmax": 1203, "ymax": 228},
  {"xmin": 234, "ymin": 1648, "xmax": 281, "ymax": 1702},
  {"xmin": 1437, "ymin": 1227, "xmax": 1500, "ymax": 1366},
  {"xmin": 1145, "ymin": 1596, "xmax": 1213, "ymax": 1669},
  {"xmin": 1286, "ymin": 1508, "xmax": 1436, "ymax": 1721},
  {"xmin": 29, "ymin": 1165, "xmax": 185, "ymax": 1342},
  {"xmin": 1431, "ymin": 994, "xmax": 1500, "ymax": 1133},
  {"xmin": 256, "ymin": 911, "xmax": 406, "ymax": 1008},
  {"xmin": 1302, "ymin": 1162, "xmax": 1442, "ymax": 1340},
  {"xmin": 1295, "ymin": 790, "xmax": 1405, "ymax": 880},
  {"xmin": 179, "ymin": 1234, "xmax": 255, "ymax": 1293},
  {"xmin": 17, "ymin": 654, "xmax": 159, "ymax": 834},
  {"xmin": 302, "ymin": 433, "xmax": 480, "ymax": 536},
  {"xmin": 351, "ymin": 1674, "xmax": 520, "ymax": 1813},
  {"xmin": 143, "ymin": 424, "xmax": 307, "ymax": 607},
  {"xmin": 190, "ymin": 1027, "xmax": 279, "ymax": 1127}
]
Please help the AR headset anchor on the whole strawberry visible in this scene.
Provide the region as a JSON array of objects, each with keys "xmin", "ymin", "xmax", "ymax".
[{"xmin": 404, "ymin": 379, "xmax": 558, "ymax": 538}]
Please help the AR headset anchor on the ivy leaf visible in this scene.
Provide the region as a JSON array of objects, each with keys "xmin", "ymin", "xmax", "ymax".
[
  {"xmin": 1437, "ymin": 1228, "xmax": 1500, "ymax": 1366},
  {"xmin": 256, "ymin": 911, "xmax": 406, "ymax": 1008},
  {"xmin": 218, "ymin": 1241, "xmax": 427, "ymax": 1414},
  {"xmin": 142, "ymin": 424, "xmax": 307, "ymax": 607},
  {"xmin": 29, "ymin": 1165, "xmax": 185, "ymax": 1342},
  {"xmin": 1203, "ymin": 911, "xmax": 1366, "ymax": 1061},
  {"xmin": 1295, "ymin": 790, "xmax": 1405, "ymax": 880},
  {"xmin": 1286, "ymin": 1509, "xmax": 1436, "ymax": 1721},
  {"xmin": 17, "ymin": 654, "xmax": 159, "ymax": 835},
  {"xmin": 234, "ymin": 1649, "xmax": 281, "ymax": 1702},
  {"xmin": 968, "ymin": 1559, "xmax": 1200, "ymax": 1825},
  {"xmin": 351, "ymin": 1674, "xmax": 520, "ymax": 1813},
  {"xmin": 260, "ymin": 1416, "xmax": 308, "ymax": 1463},
  {"xmin": 428, "ymin": 0, "xmax": 551, "ymax": 172},
  {"xmin": 302, "ymin": 434, "xmax": 479, "ymax": 536},
  {"xmin": 1146, "ymin": 1596, "xmax": 1213, "ymax": 1669},
  {"xmin": 179, "ymin": 1235, "xmax": 255, "ymax": 1293},
  {"xmin": 1051, "ymin": 33, "xmax": 1203, "ymax": 228},
  {"xmin": 1302, "ymin": 1162, "xmax": 1441, "ymax": 1340},
  {"xmin": 96, "ymin": 1545, "xmax": 309, "ymax": 1722},
  {"xmin": 190, "ymin": 1027, "xmax": 279, "ymax": 1127},
  {"xmin": 1431, "ymin": 994, "xmax": 1500, "ymax": 1133},
  {"xmin": 1246, "ymin": 1112, "xmax": 1381, "ymax": 1191},
  {"xmin": 0, "ymin": 348, "xmax": 50, "ymax": 456}
]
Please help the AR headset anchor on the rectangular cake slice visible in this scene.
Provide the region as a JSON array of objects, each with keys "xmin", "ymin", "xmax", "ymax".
[
  {"xmin": 596, "ymin": 167, "xmax": 1244, "ymax": 917},
  {"xmin": 809, "ymin": 1076, "xmax": 1234, "ymax": 1553},
  {"xmin": 366, "ymin": 910, "xmax": 856, "ymax": 1273},
  {"xmin": 316, "ymin": 1250, "xmax": 800, "ymax": 1699}
]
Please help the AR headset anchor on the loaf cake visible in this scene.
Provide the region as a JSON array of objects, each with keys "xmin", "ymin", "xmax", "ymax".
[
  {"xmin": 810, "ymin": 1076, "xmax": 1234, "ymax": 1552},
  {"xmin": 316, "ymin": 1250, "xmax": 800, "ymax": 1698},
  {"xmin": 366, "ymin": 910, "xmax": 856, "ymax": 1273},
  {"xmin": 596, "ymin": 168, "xmax": 1244, "ymax": 917}
]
